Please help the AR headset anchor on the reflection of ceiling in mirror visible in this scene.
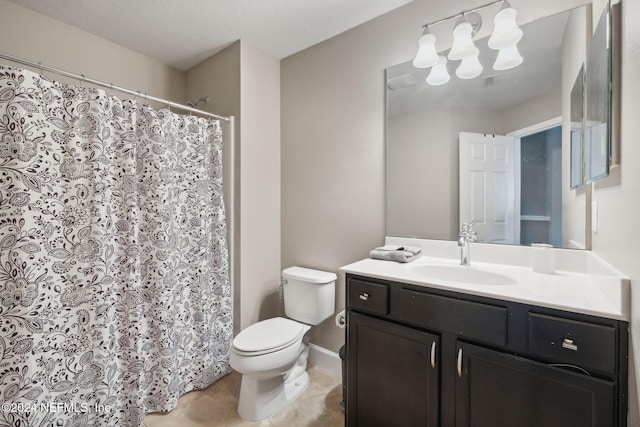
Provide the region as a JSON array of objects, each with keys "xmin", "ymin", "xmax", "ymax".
[{"xmin": 387, "ymin": 10, "xmax": 571, "ymax": 117}]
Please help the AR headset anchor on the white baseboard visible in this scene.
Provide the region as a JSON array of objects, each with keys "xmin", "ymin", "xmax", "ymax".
[{"xmin": 308, "ymin": 343, "xmax": 342, "ymax": 377}]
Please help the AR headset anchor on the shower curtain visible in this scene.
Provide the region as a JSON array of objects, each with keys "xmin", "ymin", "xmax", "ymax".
[{"xmin": 0, "ymin": 66, "xmax": 232, "ymax": 426}]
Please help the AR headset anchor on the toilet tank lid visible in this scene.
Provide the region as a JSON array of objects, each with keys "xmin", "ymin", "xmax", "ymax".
[{"xmin": 282, "ymin": 266, "xmax": 337, "ymax": 284}]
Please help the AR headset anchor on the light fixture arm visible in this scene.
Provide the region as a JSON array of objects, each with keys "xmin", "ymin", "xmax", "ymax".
[{"xmin": 418, "ymin": 0, "xmax": 504, "ymax": 30}]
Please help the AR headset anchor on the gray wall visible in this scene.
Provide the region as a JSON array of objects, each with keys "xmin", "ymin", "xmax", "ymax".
[{"xmin": 238, "ymin": 42, "xmax": 282, "ymax": 329}]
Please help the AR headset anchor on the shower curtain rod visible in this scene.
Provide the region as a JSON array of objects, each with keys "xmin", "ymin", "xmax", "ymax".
[{"xmin": 0, "ymin": 51, "xmax": 231, "ymax": 123}]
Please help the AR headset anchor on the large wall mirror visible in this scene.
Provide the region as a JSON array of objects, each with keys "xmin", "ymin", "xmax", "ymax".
[{"xmin": 386, "ymin": 1, "xmax": 614, "ymax": 249}]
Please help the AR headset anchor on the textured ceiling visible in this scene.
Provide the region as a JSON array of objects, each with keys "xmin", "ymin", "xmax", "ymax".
[{"xmin": 7, "ymin": 0, "xmax": 414, "ymax": 70}]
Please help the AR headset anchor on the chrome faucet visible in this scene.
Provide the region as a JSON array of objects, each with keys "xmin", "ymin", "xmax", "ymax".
[{"xmin": 458, "ymin": 222, "xmax": 477, "ymax": 266}]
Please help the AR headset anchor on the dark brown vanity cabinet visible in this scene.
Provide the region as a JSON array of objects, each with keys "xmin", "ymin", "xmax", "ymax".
[
  {"xmin": 348, "ymin": 312, "xmax": 440, "ymax": 427},
  {"xmin": 346, "ymin": 274, "xmax": 628, "ymax": 427},
  {"xmin": 456, "ymin": 342, "xmax": 615, "ymax": 427}
]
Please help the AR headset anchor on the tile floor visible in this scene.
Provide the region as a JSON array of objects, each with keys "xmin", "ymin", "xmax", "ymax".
[{"xmin": 143, "ymin": 365, "xmax": 345, "ymax": 427}]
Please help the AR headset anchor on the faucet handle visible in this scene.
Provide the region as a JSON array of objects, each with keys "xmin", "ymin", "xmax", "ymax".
[
  {"xmin": 460, "ymin": 221, "xmax": 475, "ymax": 234},
  {"xmin": 469, "ymin": 222, "xmax": 477, "ymax": 241},
  {"xmin": 460, "ymin": 222, "xmax": 478, "ymax": 241}
]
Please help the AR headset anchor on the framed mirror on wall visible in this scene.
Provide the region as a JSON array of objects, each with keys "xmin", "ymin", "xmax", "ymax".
[
  {"xmin": 570, "ymin": 65, "xmax": 584, "ymax": 190},
  {"xmin": 386, "ymin": 1, "xmax": 616, "ymax": 249}
]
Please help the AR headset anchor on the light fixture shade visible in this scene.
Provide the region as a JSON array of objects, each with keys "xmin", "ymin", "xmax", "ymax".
[
  {"xmin": 456, "ymin": 55, "xmax": 483, "ymax": 79},
  {"xmin": 427, "ymin": 56, "xmax": 450, "ymax": 85},
  {"xmin": 448, "ymin": 21, "xmax": 479, "ymax": 61},
  {"xmin": 412, "ymin": 33, "xmax": 439, "ymax": 68},
  {"xmin": 493, "ymin": 44, "xmax": 523, "ymax": 70},
  {"xmin": 488, "ymin": 7, "xmax": 523, "ymax": 50}
]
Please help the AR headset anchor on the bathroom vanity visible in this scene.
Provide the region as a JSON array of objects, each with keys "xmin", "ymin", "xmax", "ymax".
[{"xmin": 342, "ymin": 245, "xmax": 629, "ymax": 427}]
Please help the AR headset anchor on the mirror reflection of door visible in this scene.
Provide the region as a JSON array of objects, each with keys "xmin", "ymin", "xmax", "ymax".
[{"xmin": 459, "ymin": 132, "xmax": 517, "ymax": 245}]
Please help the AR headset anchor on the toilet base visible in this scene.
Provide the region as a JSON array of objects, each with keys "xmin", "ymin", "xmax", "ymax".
[
  {"xmin": 237, "ymin": 370, "xmax": 309, "ymax": 422},
  {"xmin": 231, "ymin": 328, "xmax": 309, "ymax": 421}
]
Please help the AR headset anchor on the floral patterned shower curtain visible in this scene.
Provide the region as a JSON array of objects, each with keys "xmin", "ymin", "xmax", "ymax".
[{"xmin": 0, "ymin": 65, "xmax": 232, "ymax": 426}]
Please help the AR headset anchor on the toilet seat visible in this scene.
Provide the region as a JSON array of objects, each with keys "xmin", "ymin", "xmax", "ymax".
[{"xmin": 233, "ymin": 317, "xmax": 307, "ymax": 356}]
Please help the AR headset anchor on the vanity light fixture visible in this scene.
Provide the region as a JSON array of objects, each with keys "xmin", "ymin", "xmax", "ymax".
[{"xmin": 412, "ymin": 0, "xmax": 523, "ymax": 85}]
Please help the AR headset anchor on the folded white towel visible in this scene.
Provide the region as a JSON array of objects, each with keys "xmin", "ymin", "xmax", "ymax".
[
  {"xmin": 375, "ymin": 245, "xmax": 422, "ymax": 255},
  {"xmin": 369, "ymin": 245, "xmax": 422, "ymax": 263}
]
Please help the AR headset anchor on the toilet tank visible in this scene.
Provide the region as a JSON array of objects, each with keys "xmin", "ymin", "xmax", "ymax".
[{"xmin": 282, "ymin": 266, "xmax": 336, "ymax": 325}]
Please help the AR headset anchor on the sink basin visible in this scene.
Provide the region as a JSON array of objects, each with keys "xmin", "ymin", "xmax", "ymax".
[{"xmin": 410, "ymin": 264, "xmax": 517, "ymax": 286}]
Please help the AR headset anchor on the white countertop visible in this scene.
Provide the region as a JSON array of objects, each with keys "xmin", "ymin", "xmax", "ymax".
[{"xmin": 341, "ymin": 254, "xmax": 630, "ymax": 321}]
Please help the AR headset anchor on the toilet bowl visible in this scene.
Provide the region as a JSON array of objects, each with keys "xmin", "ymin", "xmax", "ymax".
[
  {"xmin": 230, "ymin": 317, "xmax": 312, "ymax": 421},
  {"xmin": 230, "ymin": 267, "xmax": 336, "ymax": 421}
]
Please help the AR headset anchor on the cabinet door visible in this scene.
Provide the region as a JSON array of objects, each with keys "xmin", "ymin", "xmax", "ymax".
[
  {"xmin": 347, "ymin": 312, "xmax": 439, "ymax": 427},
  {"xmin": 455, "ymin": 342, "xmax": 616, "ymax": 427}
]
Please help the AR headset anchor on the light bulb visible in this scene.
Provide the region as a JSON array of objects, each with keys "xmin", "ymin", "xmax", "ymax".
[
  {"xmin": 456, "ymin": 55, "xmax": 483, "ymax": 79},
  {"xmin": 488, "ymin": 6, "xmax": 523, "ymax": 50},
  {"xmin": 448, "ymin": 20, "xmax": 479, "ymax": 61},
  {"xmin": 427, "ymin": 56, "xmax": 450, "ymax": 85},
  {"xmin": 493, "ymin": 44, "xmax": 523, "ymax": 70},
  {"xmin": 412, "ymin": 32, "xmax": 439, "ymax": 68}
]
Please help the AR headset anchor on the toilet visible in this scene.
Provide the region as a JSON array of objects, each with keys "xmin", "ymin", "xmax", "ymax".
[{"xmin": 229, "ymin": 266, "xmax": 336, "ymax": 421}]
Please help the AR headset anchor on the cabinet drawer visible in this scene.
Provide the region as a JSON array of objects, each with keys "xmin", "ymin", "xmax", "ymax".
[
  {"xmin": 528, "ymin": 313, "xmax": 616, "ymax": 375},
  {"xmin": 400, "ymin": 289, "xmax": 508, "ymax": 347},
  {"xmin": 348, "ymin": 279, "xmax": 389, "ymax": 315}
]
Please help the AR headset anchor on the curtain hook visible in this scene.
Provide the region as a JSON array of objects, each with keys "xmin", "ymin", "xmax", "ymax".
[{"xmin": 38, "ymin": 62, "xmax": 43, "ymax": 76}]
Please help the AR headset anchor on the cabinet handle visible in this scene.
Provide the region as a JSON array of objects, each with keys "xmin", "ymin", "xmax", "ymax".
[
  {"xmin": 562, "ymin": 338, "xmax": 578, "ymax": 351},
  {"xmin": 430, "ymin": 341, "xmax": 436, "ymax": 369},
  {"xmin": 359, "ymin": 293, "xmax": 369, "ymax": 301},
  {"xmin": 457, "ymin": 348, "xmax": 463, "ymax": 377}
]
